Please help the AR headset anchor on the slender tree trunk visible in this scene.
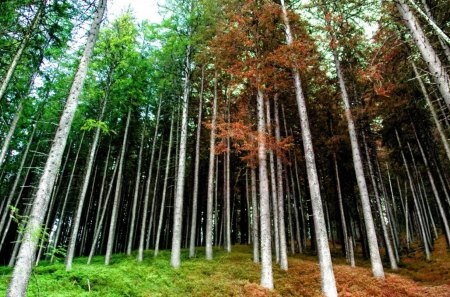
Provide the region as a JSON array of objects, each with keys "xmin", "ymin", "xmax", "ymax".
[
  {"xmin": 289, "ymin": 166, "xmax": 302, "ymax": 253},
  {"xmin": 246, "ymin": 170, "xmax": 251, "ymax": 245},
  {"xmin": 0, "ymin": 3, "xmax": 43, "ymax": 103},
  {"xmin": 189, "ymin": 66, "xmax": 204, "ymax": 257},
  {"xmin": 362, "ymin": 133, "xmax": 397, "ymax": 270},
  {"xmin": 332, "ymin": 48, "xmax": 384, "ymax": 278},
  {"xmin": 137, "ymin": 97, "xmax": 162, "ymax": 261},
  {"xmin": 279, "ymin": 2, "xmax": 337, "ymax": 294},
  {"xmin": 0, "ymin": 114, "xmax": 37, "ymax": 235},
  {"xmin": 274, "ymin": 97, "xmax": 288, "ymax": 269},
  {"xmin": 155, "ymin": 118, "xmax": 175, "ymax": 256},
  {"xmin": 206, "ymin": 71, "xmax": 218, "ymax": 260},
  {"xmin": 395, "ymin": 130, "xmax": 431, "ymax": 260},
  {"xmin": 105, "ymin": 108, "xmax": 131, "ymax": 265},
  {"xmin": 224, "ymin": 103, "xmax": 231, "ymax": 253},
  {"xmin": 93, "ymin": 142, "xmax": 111, "ymax": 238},
  {"xmin": 265, "ymin": 99, "xmax": 280, "ymax": 263},
  {"xmin": 256, "ymin": 88, "xmax": 273, "ymax": 289},
  {"xmin": 395, "ymin": 0, "xmax": 450, "ymax": 109},
  {"xmin": 411, "ymin": 62, "xmax": 450, "ymax": 163},
  {"xmin": 66, "ymin": 97, "xmax": 107, "ymax": 270},
  {"xmin": 0, "ymin": 103, "xmax": 23, "ymax": 168},
  {"xmin": 171, "ymin": 46, "xmax": 191, "ymax": 268},
  {"xmin": 6, "ymin": 1, "xmax": 106, "ymax": 294},
  {"xmin": 293, "ymin": 153, "xmax": 306, "ymax": 251},
  {"xmin": 126, "ymin": 124, "xmax": 145, "ymax": 255},
  {"xmin": 148, "ymin": 137, "xmax": 164, "ymax": 248},
  {"xmin": 251, "ymin": 168, "xmax": 259, "ymax": 263},
  {"xmin": 334, "ymin": 153, "xmax": 349, "ymax": 262},
  {"xmin": 87, "ymin": 152, "xmax": 120, "ymax": 264},
  {"xmin": 413, "ymin": 126, "xmax": 450, "ymax": 246}
]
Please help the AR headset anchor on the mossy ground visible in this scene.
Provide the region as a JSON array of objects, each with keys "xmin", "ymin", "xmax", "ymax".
[{"xmin": 0, "ymin": 237, "xmax": 449, "ymax": 296}]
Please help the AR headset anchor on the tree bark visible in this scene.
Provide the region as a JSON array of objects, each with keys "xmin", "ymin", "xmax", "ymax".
[
  {"xmin": 189, "ymin": 66, "xmax": 204, "ymax": 257},
  {"xmin": 333, "ymin": 153, "xmax": 349, "ymax": 262},
  {"xmin": 171, "ymin": 46, "xmax": 191, "ymax": 267},
  {"xmin": 395, "ymin": 0, "xmax": 450, "ymax": 109},
  {"xmin": 206, "ymin": 71, "xmax": 218, "ymax": 260},
  {"xmin": 105, "ymin": 108, "xmax": 131, "ymax": 265},
  {"xmin": 0, "ymin": 103, "xmax": 23, "ymax": 168},
  {"xmin": 6, "ymin": 0, "xmax": 106, "ymax": 294},
  {"xmin": 251, "ymin": 167, "xmax": 259, "ymax": 263}
]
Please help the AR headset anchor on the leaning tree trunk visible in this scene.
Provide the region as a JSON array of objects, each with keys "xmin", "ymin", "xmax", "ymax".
[
  {"xmin": 105, "ymin": 108, "xmax": 131, "ymax": 265},
  {"xmin": 0, "ymin": 2, "xmax": 43, "ymax": 103},
  {"xmin": 189, "ymin": 66, "xmax": 204, "ymax": 258},
  {"xmin": 5, "ymin": 1, "xmax": 106, "ymax": 295},
  {"xmin": 205, "ymin": 71, "xmax": 218, "ymax": 260},
  {"xmin": 66, "ymin": 97, "xmax": 108, "ymax": 271},
  {"xmin": 256, "ymin": 87, "xmax": 273, "ymax": 289},
  {"xmin": 279, "ymin": 1, "xmax": 337, "ymax": 295},
  {"xmin": 332, "ymin": 45, "xmax": 384, "ymax": 278},
  {"xmin": 420, "ymin": 0, "xmax": 450, "ymax": 62},
  {"xmin": 395, "ymin": 0, "xmax": 450, "ymax": 109},
  {"xmin": 126, "ymin": 123, "xmax": 146, "ymax": 255},
  {"xmin": 171, "ymin": 46, "xmax": 191, "ymax": 268},
  {"xmin": 0, "ymin": 103, "xmax": 23, "ymax": 168},
  {"xmin": 411, "ymin": 62, "xmax": 450, "ymax": 163}
]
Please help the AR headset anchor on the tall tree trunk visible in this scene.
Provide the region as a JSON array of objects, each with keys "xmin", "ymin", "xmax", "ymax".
[
  {"xmin": 189, "ymin": 66, "xmax": 204, "ymax": 258},
  {"xmin": 148, "ymin": 137, "xmax": 164, "ymax": 248},
  {"xmin": 256, "ymin": 88, "xmax": 273, "ymax": 289},
  {"xmin": 395, "ymin": 0, "xmax": 450, "ymax": 109},
  {"xmin": 274, "ymin": 97, "xmax": 288, "ymax": 270},
  {"xmin": 333, "ymin": 153, "xmax": 349, "ymax": 263},
  {"xmin": 171, "ymin": 46, "xmax": 191, "ymax": 268},
  {"xmin": 155, "ymin": 118, "xmax": 175, "ymax": 256},
  {"xmin": 279, "ymin": 2, "xmax": 337, "ymax": 294},
  {"xmin": 411, "ymin": 62, "xmax": 450, "ymax": 163},
  {"xmin": 0, "ymin": 3, "xmax": 43, "ymax": 103},
  {"xmin": 105, "ymin": 108, "xmax": 131, "ymax": 265},
  {"xmin": 92, "ymin": 142, "xmax": 111, "ymax": 239},
  {"xmin": 420, "ymin": 0, "xmax": 450, "ymax": 62},
  {"xmin": 0, "ymin": 103, "xmax": 23, "ymax": 168},
  {"xmin": 66, "ymin": 97, "xmax": 107, "ymax": 271},
  {"xmin": 265, "ymin": 99, "xmax": 280, "ymax": 263},
  {"xmin": 251, "ymin": 167, "xmax": 259, "ymax": 263},
  {"xmin": 413, "ymin": 126, "xmax": 450, "ymax": 246},
  {"xmin": 332, "ymin": 45, "xmax": 384, "ymax": 278},
  {"xmin": 5, "ymin": 1, "xmax": 106, "ymax": 294},
  {"xmin": 395, "ymin": 130, "xmax": 431, "ymax": 260},
  {"xmin": 137, "ymin": 97, "xmax": 161, "ymax": 261},
  {"xmin": 362, "ymin": 133, "xmax": 398, "ymax": 270},
  {"xmin": 206, "ymin": 71, "xmax": 218, "ymax": 260},
  {"xmin": 127, "ymin": 124, "xmax": 145, "ymax": 255}
]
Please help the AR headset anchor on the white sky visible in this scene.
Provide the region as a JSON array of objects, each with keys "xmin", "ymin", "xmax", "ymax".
[{"xmin": 107, "ymin": 0, "xmax": 165, "ymax": 23}]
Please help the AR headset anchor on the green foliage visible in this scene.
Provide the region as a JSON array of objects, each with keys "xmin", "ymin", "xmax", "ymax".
[{"xmin": 81, "ymin": 119, "xmax": 111, "ymax": 135}]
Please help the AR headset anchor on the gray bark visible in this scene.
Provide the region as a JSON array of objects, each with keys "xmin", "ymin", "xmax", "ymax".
[
  {"xmin": 0, "ymin": 103, "xmax": 22, "ymax": 168},
  {"xmin": 205, "ymin": 71, "xmax": 218, "ymax": 260},
  {"xmin": 5, "ymin": 1, "xmax": 106, "ymax": 294},
  {"xmin": 396, "ymin": 0, "xmax": 450, "ymax": 109},
  {"xmin": 333, "ymin": 154, "xmax": 349, "ymax": 263},
  {"xmin": 189, "ymin": 66, "xmax": 204, "ymax": 257},
  {"xmin": 154, "ymin": 118, "xmax": 175, "ymax": 256},
  {"xmin": 279, "ymin": 1, "xmax": 337, "ymax": 294},
  {"xmin": 170, "ymin": 46, "xmax": 191, "ymax": 268},
  {"xmin": 105, "ymin": 108, "xmax": 131, "ymax": 265},
  {"xmin": 251, "ymin": 168, "xmax": 259, "ymax": 263}
]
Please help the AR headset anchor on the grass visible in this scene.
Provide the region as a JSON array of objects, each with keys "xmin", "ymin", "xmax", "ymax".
[{"xmin": 0, "ymin": 238, "xmax": 449, "ymax": 297}]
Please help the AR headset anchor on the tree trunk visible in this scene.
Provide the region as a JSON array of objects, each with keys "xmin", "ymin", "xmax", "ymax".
[
  {"xmin": 189, "ymin": 66, "xmax": 204, "ymax": 258},
  {"xmin": 395, "ymin": 0, "xmax": 450, "ymax": 109},
  {"xmin": 0, "ymin": 103, "xmax": 23, "ymax": 168},
  {"xmin": 126, "ymin": 124, "xmax": 145, "ymax": 255},
  {"xmin": 148, "ymin": 137, "xmax": 164, "ymax": 248},
  {"xmin": 5, "ymin": 1, "xmax": 106, "ymax": 294},
  {"xmin": 155, "ymin": 118, "xmax": 175, "ymax": 256},
  {"xmin": 274, "ymin": 97, "xmax": 288, "ymax": 270},
  {"xmin": 333, "ymin": 153, "xmax": 349, "ymax": 262},
  {"xmin": 137, "ymin": 97, "xmax": 162, "ymax": 261},
  {"xmin": 395, "ymin": 129, "xmax": 431, "ymax": 260},
  {"xmin": 170, "ymin": 46, "xmax": 191, "ymax": 268},
  {"xmin": 251, "ymin": 167, "xmax": 259, "ymax": 263},
  {"xmin": 256, "ymin": 87, "xmax": 273, "ymax": 289},
  {"xmin": 332, "ymin": 46, "xmax": 384, "ymax": 278},
  {"xmin": 66, "ymin": 97, "xmax": 107, "ymax": 270},
  {"xmin": 0, "ymin": 3, "xmax": 43, "ymax": 103},
  {"xmin": 206, "ymin": 71, "xmax": 218, "ymax": 260},
  {"xmin": 105, "ymin": 108, "xmax": 131, "ymax": 265},
  {"xmin": 279, "ymin": 2, "xmax": 337, "ymax": 294}
]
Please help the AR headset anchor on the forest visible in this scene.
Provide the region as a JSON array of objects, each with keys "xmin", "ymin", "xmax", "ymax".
[{"xmin": 0, "ymin": 0, "xmax": 449, "ymax": 296}]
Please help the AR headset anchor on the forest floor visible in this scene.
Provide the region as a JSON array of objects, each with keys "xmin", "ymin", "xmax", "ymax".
[{"xmin": 0, "ymin": 236, "xmax": 449, "ymax": 297}]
